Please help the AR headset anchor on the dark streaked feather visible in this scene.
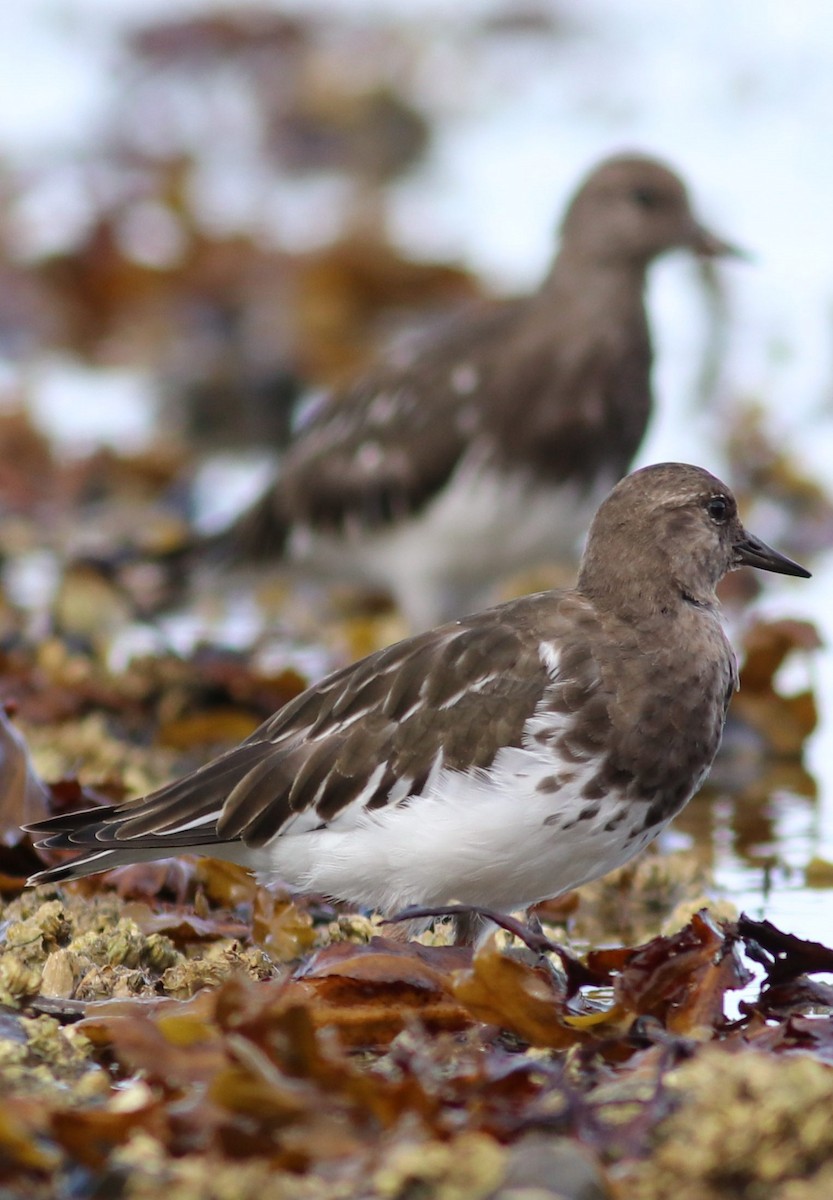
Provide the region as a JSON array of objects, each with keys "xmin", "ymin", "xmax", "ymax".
[{"xmin": 29, "ymin": 599, "xmax": 559, "ymax": 865}]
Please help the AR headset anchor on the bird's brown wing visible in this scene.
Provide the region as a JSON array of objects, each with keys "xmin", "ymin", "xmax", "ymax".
[
  {"xmin": 483, "ymin": 317, "xmax": 653, "ymax": 486},
  {"xmin": 274, "ymin": 300, "xmax": 519, "ymax": 532},
  {"xmin": 27, "ymin": 595, "xmax": 582, "ymax": 869}
]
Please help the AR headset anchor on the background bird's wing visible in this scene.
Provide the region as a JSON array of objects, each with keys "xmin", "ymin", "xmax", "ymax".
[
  {"xmin": 482, "ymin": 321, "xmax": 653, "ymax": 486},
  {"xmin": 273, "ymin": 300, "xmax": 520, "ymax": 532}
]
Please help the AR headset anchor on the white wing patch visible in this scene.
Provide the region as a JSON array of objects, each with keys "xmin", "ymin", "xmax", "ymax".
[
  {"xmin": 161, "ymin": 811, "xmax": 224, "ymax": 836},
  {"xmin": 538, "ymin": 641, "xmax": 561, "ymax": 681},
  {"xmin": 450, "ymin": 363, "xmax": 479, "ymax": 395}
]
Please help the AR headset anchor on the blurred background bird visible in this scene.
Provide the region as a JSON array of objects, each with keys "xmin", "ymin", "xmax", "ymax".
[{"xmin": 194, "ymin": 153, "xmax": 741, "ymax": 631}]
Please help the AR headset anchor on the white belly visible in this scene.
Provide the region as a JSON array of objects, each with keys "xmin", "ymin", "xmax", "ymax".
[{"xmin": 260, "ymin": 732, "xmax": 661, "ymax": 917}]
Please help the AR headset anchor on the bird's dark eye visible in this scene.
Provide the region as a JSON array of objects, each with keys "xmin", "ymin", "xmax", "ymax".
[
  {"xmin": 706, "ymin": 495, "xmax": 730, "ymax": 523},
  {"xmin": 631, "ymin": 187, "xmax": 662, "ymax": 208}
]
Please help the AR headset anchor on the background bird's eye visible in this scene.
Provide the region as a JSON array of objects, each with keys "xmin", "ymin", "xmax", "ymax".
[
  {"xmin": 706, "ymin": 495, "xmax": 729, "ymax": 523},
  {"xmin": 631, "ymin": 186, "xmax": 662, "ymax": 208}
]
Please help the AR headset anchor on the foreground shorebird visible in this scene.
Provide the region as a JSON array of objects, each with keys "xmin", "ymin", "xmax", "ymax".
[
  {"xmin": 215, "ymin": 153, "xmax": 740, "ymax": 629},
  {"xmin": 27, "ymin": 465, "xmax": 808, "ymax": 939}
]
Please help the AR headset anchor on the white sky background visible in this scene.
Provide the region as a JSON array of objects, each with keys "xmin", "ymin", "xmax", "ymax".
[{"xmin": 2, "ymin": 0, "xmax": 833, "ymax": 931}]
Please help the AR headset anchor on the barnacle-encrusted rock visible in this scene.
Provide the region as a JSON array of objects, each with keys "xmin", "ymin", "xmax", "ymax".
[
  {"xmin": 160, "ymin": 942, "xmax": 273, "ymax": 999},
  {"xmin": 40, "ymin": 948, "xmax": 85, "ymax": 998},
  {"xmin": 67, "ymin": 918, "xmax": 179, "ymax": 974},
  {"xmin": 1, "ymin": 897, "xmax": 72, "ymax": 960},
  {"xmin": 0, "ymin": 1011, "xmax": 103, "ymax": 1096},
  {"xmin": 23, "ymin": 712, "xmax": 177, "ymax": 797},
  {"xmin": 0, "ymin": 890, "xmax": 184, "ymax": 1001},
  {"xmin": 75, "ymin": 963, "xmax": 152, "ymax": 1000},
  {"xmin": 329, "ymin": 913, "xmax": 378, "ymax": 944},
  {"xmin": 0, "ymin": 899, "xmax": 75, "ymax": 1001},
  {"xmin": 0, "ymin": 956, "xmax": 42, "ymax": 1005},
  {"xmin": 113, "ymin": 1132, "xmax": 354, "ymax": 1199},
  {"xmin": 626, "ymin": 1046, "xmax": 833, "ymax": 1199},
  {"xmin": 373, "ymin": 1133, "xmax": 506, "ymax": 1200}
]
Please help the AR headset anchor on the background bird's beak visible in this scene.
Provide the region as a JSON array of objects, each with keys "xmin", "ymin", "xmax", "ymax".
[
  {"xmin": 687, "ymin": 221, "xmax": 748, "ymax": 259},
  {"xmin": 735, "ymin": 532, "xmax": 811, "ymax": 578}
]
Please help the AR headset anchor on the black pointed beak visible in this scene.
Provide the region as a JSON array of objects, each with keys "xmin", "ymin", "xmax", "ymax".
[
  {"xmin": 687, "ymin": 220, "xmax": 748, "ymax": 260},
  {"xmin": 735, "ymin": 531, "xmax": 811, "ymax": 578}
]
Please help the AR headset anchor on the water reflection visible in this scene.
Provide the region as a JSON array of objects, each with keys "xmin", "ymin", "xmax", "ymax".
[{"xmin": 676, "ymin": 747, "xmax": 825, "ymax": 937}]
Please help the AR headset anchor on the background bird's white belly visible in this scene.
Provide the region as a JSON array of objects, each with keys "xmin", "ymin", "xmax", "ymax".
[{"xmin": 287, "ymin": 462, "xmax": 614, "ymax": 628}]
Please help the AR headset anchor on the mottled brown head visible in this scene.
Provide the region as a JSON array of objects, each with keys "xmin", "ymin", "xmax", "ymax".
[
  {"xmin": 559, "ymin": 154, "xmax": 740, "ymax": 267},
  {"xmin": 578, "ymin": 462, "xmax": 810, "ymax": 614}
]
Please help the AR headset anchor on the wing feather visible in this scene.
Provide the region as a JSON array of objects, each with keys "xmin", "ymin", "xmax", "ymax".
[{"xmin": 28, "ymin": 595, "xmax": 565, "ymax": 877}]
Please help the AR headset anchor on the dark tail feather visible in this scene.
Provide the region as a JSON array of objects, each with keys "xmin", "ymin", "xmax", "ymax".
[
  {"xmin": 199, "ymin": 484, "xmax": 290, "ymax": 566},
  {"xmin": 27, "ymin": 849, "xmax": 123, "ymax": 886}
]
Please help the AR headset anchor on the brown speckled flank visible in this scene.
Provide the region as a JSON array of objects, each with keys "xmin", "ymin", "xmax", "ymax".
[
  {"xmin": 211, "ymin": 154, "xmax": 741, "ymax": 629},
  {"xmin": 27, "ymin": 465, "xmax": 808, "ymax": 940}
]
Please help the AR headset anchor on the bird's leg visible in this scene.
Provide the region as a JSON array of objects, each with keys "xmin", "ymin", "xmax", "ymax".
[
  {"xmin": 385, "ymin": 903, "xmax": 556, "ymax": 953},
  {"xmin": 385, "ymin": 902, "xmax": 604, "ymax": 994},
  {"xmin": 451, "ymin": 908, "xmax": 491, "ymax": 946}
]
